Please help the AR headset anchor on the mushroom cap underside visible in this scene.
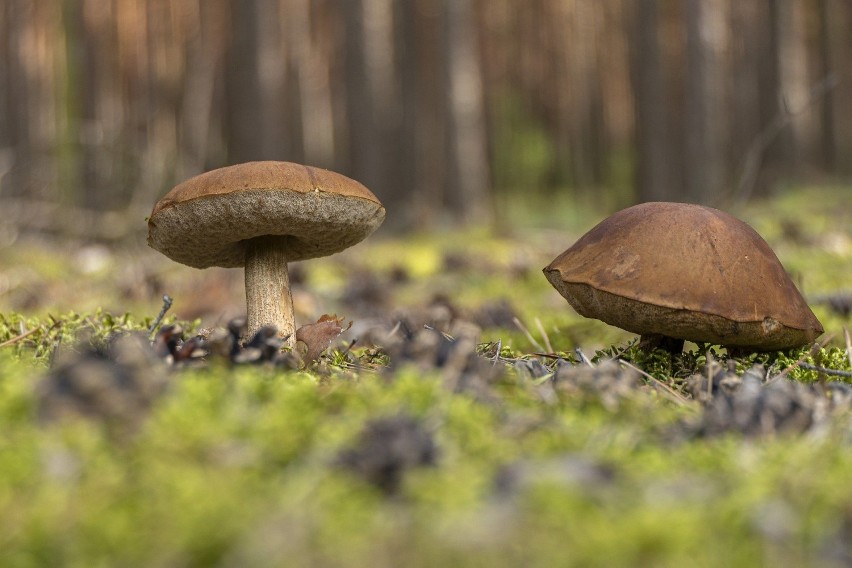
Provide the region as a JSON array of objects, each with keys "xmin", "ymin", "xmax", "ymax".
[
  {"xmin": 147, "ymin": 161, "xmax": 385, "ymax": 268},
  {"xmin": 543, "ymin": 202, "xmax": 823, "ymax": 348}
]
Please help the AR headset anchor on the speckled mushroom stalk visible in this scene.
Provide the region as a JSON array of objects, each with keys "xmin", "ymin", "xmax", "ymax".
[{"xmin": 245, "ymin": 236, "xmax": 296, "ymax": 347}]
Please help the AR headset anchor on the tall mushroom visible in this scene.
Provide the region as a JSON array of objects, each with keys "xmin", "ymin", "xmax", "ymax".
[
  {"xmin": 147, "ymin": 161, "xmax": 385, "ymax": 346},
  {"xmin": 543, "ymin": 202, "xmax": 823, "ymax": 352}
]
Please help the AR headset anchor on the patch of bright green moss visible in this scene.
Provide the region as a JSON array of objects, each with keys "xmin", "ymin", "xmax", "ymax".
[{"xmin": 0, "ymin": 350, "xmax": 849, "ymax": 566}]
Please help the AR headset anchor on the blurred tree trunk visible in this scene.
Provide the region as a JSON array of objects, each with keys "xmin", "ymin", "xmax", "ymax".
[
  {"xmin": 179, "ymin": 0, "xmax": 224, "ymax": 180},
  {"xmin": 1, "ymin": 1, "xmax": 30, "ymax": 199},
  {"xmin": 630, "ymin": 0, "xmax": 676, "ymax": 202},
  {"xmin": 756, "ymin": 0, "xmax": 793, "ymax": 190},
  {"xmin": 729, "ymin": 1, "xmax": 762, "ymax": 184},
  {"xmin": 341, "ymin": 0, "xmax": 396, "ymax": 206},
  {"xmin": 775, "ymin": 0, "xmax": 812, "ymax": 170},
  {"xmin": 71, "ymin": 0, "xmax": 100, "ymax": 208},
  {"xmin": 816, "ymin": 0, "xmax": 836, "ymax": 171},
  {"xmin": 226, "ymin": 0, "xmax": 287, "ymax": 163},
  {"xmin": 287, "ymin": 0, "xmax": 335, "ymax": 168},
  {"xmin": 829, "ymin": 0, "xmax": 852, "ymax": 175},
  {"xmin": 394, "ymin": 0, "xmax": 425, "ymax": 227},
  {"xmin": 442, "ymin": 0, "xmax": 490, "ymax": 224},
  {"xmin": 558, "ymin": 1, "xmax": 606, "ymax": 191},
  {"xmin": 684, "ymin": 0, "xmax": 726, "ymax": 204}
]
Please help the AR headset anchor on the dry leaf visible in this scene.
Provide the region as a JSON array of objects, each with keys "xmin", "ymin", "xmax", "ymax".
[{"xmin": 295, "ymin": 314, "xmax": 352, "ymax": 364}]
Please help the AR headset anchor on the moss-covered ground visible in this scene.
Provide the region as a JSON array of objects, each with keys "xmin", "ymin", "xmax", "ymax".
[{"xmin": 0, "ymin": 186, "xmax": 850, "ymax": 567}]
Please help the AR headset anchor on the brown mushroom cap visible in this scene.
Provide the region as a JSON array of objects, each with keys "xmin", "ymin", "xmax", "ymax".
[
  {"xmin": 543, "ymin": 202, "xmax": 824, "ymax": 350},
  {"xmin": 147, "ymin": 161, "xmax": 385, "ymax": 268}
]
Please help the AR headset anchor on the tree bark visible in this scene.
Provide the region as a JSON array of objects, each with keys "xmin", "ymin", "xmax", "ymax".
[
  {"xmin": 684, "ymin": 0, "xmax": 726, "ymax": 204},
  {"xmin": 816, "ymin": 0, "xmax": 836, "ymax": 171},
  {"xmin": 630, "ymin": 0, "xmax": 676, "ymax": 202},
  {"xmin": 226, "ymin": 0, "xmax": 286, "ymax": 163},
  {"xmin": 442, "ymin": 0, "xmax": 491, "ymax": 224},
  {"xmin": 341, "ymin": 0, "xmax": 395, "ymax": 205}
]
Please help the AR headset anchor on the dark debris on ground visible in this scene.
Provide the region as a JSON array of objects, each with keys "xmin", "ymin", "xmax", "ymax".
[
  {"xmin": 335, "ymin": 413, "xmax": 438, "ymax": 495},
  {"xmin": 683, "ymin": 362, "xmax": 852, "ymax": 438},
  {"xmin": 32, "ymin": 303, "xmax": 852, "ymax": 443}
]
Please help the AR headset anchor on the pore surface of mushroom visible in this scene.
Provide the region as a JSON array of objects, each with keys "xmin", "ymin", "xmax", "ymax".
[
  {"xmin": 148, "ymin": 161, "xmax": 385, "ymax": 346},
  {"xmin": 543, "ymin": 202, "xmax": 823, "ymax": 351}
]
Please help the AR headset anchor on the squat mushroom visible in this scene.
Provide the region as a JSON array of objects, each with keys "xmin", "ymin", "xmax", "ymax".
[
  {"xmin": 148, "ymin": 161, "xmax": 385, "ymax": 347},
  {"xmin": 543, "ymin": 202, "xmax": 823, "ymax": 352}
]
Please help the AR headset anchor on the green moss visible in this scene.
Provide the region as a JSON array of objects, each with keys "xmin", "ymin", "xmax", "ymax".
[{"xmin": 0, "ymin": 345, "xmax": 849, "ymax": 566}]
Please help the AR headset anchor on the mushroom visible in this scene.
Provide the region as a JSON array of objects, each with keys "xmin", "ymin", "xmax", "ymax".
[
  {"xmin": 147, "ymin": 161, "xmax": 385, "ymax": 347},
  {"xmin": 543, "ymin": 202, "xmax": 823, "ymax": 352}
]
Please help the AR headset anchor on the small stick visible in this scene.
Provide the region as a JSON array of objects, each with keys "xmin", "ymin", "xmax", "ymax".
[
  {"xmin": 798, "ymin": 363, "xmax": 852, "ymax": 378},
  {"xmin": 767, "ymin": 333, "xmax": 836, "ymax": 384},
  {"xmin": 492, "ymin": 338, "xmax": 502, "ymax": 365},
  {"xmin": 533, "ymin": 352, "xmax": 563, "ymax": 360},
  {"xmin": 705, "ymin": 351, "xmax": 715, "ymax": 399},
  {"xmin": 147, "ymin": 294, "xmax": 174, "ymax": 338},
  {"xmin": 341, "ymin": 338, "xmax": 358, "ymax": 356},
  {"xmin": 534, "ymin": 317, "xmax": 554, "ymax": 354},
  {"xmin": 0, "ymin": 327, "xmax": 38, "ymax": 348},
  {"xmin": 844, "ymin": 327, "xmax": 852, "ymax": 370},
  {"xmin": 384, "ymin": 320, "xmax": 402, "ymax": 342},
  {"xmin": 618, "ymin": 359, "xmax": 690, "ymax": 407},
  {"xmin": 575, "ymin": 348, "xmax": 594, "ymax": 367},
  {"xmin": 513, "ymin": 317, "xmax": 544, "ymax": 352}
]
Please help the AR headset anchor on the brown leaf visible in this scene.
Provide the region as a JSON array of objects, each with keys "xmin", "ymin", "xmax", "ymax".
[{"xmin": 295, "ymin": 314, "xmax": 352, "ymax": 364}]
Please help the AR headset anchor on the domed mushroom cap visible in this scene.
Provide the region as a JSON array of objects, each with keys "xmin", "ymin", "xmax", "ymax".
[
  {"xmin": 147, "ymin": 161, "xmax": 385, "ymax": 268},
  {"xmin": 543, "ymin": 202, "xmax": 823, "ymax": 350}
]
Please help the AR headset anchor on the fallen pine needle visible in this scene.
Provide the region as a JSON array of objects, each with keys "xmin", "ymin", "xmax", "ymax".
[
  {"xmin": 534, "ymin": 317, "xmax": 554, "ymax": 354},
  {"xmin": 618, "ymin": 359, "xmax": 690, "ymax": 407},
  {"xmin": 513, "ymin": 317, "xmax": 545, "ymax": 352},
  {"xmin": 0, "ymin": 328, "xmax": 38, "ymax": 348}
]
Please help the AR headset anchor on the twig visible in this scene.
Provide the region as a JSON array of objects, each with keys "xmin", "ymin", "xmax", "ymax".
[
  {"xmin": 147, "ymin": 294, "xmax": 174, "ymax": 338},
  {"xmin": 534, "ymin": 317, "xmax": 554, "ymax": 354},
  {"xmin": 618, "ymin": 359, "xmax": 690, "ymax": 407},
  {"xmin": 797, "ymin": 363, "xmax": 852, "ymax": 379},
  {"xmin": 0, "ymin": 327, "xmax": 38, "ymax": 348},
  {"xmin": 513, "ymin": 317, "xmax": 544, "ymax": 352},
  {"xmin": 844, "ymin": 327, "xmax": 852, "ymax": 370},
  {"xmin": 705, "ymin": 351, "xmax": 716, "ymax": 399},
  {"xmin": 767, "ymin": 333, "xmax": 836, "ymax": 384},
  {"xmin": 533, "ymin": 352, "xmax": 563, "ymax": 360},
  {"xmin": 384, "ymin": 320, "xmax": 402, "ymax": 342},
  {"xmin": 575, "ymin": 348, "xmax": 594, "ymax": 367}
]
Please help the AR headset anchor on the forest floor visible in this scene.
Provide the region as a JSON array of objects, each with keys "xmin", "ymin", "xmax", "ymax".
[{"xmin": 0, "ymin": 186, "xmax": 850, "ymax": 567}]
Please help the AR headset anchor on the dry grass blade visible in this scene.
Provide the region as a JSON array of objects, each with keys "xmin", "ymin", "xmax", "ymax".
[
  {"xmin": 0, "ymin": 328, "xmax": 38, "ymax": 348},
  {"xmin": 513, "ymin": 317, "xmax": 544, "ymax": 352},
  {"xmin": 617, "ymin": 359, "xmax": 690, "ymax": 407},
  {"xmin": 534, "ymin": 317, "xmax": 554, "ymax": 354},
  {"xmin": 575, "ymin": 348, "xmax": 594, "ymax": 367},
  {"xmin": 705, "ymin": 351, "xmax": 715, "ymax": 400}
]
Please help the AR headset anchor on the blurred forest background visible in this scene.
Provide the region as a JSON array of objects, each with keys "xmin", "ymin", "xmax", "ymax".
[{"xmin": 1, "ymin": 0, "xmax": 851, "ymax": 236}]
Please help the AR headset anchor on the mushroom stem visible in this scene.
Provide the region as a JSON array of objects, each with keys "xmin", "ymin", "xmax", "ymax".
[
  {"xmin": 245, "ymin": 236, "xmax": 295, "ymax": 347},
  {"xmin": 638, "ymin": 334, "xmax": 685, "ymax": 354}
]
